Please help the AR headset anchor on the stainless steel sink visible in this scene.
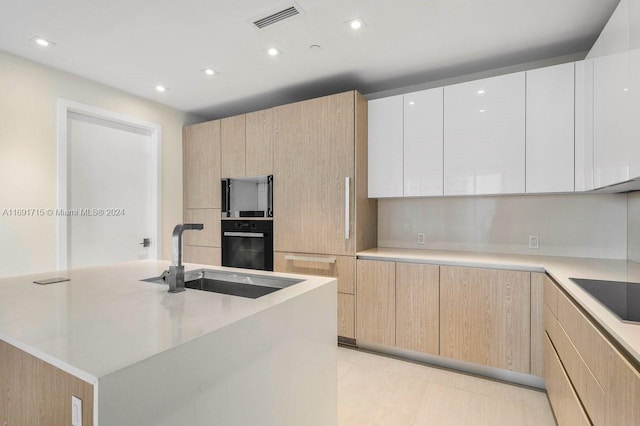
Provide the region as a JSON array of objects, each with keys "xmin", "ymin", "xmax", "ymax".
[{"xmin": 142, "ymin": 268, "xmax": 303, "ymax": 299}]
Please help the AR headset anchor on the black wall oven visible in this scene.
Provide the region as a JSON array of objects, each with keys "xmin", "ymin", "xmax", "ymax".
[{"xmin": 221, "ymin": 219, "xmax": 273, "ymax": 271}]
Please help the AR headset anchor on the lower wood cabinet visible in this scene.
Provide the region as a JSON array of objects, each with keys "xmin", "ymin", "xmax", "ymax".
[
  {"xmin": 544, "ymin": 275, "xmax": 640, "ymax": 425},
  {"xmin": 0, "ymin": 340, "xmax": 94, "ymax": 425},
  {"xmin": 275, "ymin": 252, "xmax": 355, "ymax": 338},
  {"xmin": 395, "ymin": 262, "xmax": 439, "ymax": 355},
  {"xmin": 440, "ymin": 266, "xmax": 531, "ymax": 373},
  {"xmin": 356, "ymin": 259, "xmax": 396, "ymax": 346},
  {"xmin": 356, "ymin": 260, "xmax": 439, "ymax": 355},
  {"xmin": 183, "ymin": 208, "xmax": 221, "ymax": 266}
]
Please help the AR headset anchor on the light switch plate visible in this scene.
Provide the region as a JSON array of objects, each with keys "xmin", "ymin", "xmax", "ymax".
[
  {"xmin": 417, "ymin": 232, "xmax": 425, "ymax": 245},
  {"xmin": 529, "ymin": 235, "xmax": 540, "ymax": 249},
  {"xmin": 72, "ymin": 396, "xmax": 82, "ymax": 426}
]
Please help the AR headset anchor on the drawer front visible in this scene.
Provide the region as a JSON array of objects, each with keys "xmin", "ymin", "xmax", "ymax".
[
  {"xmin": 338, "ymin": 293, "xmax": 355, "ymax": 339},
  {"xmin": 543, "ymin": 275, "xmax": 558, "ymax": 318},
  {"xmin": 274, "ymin": 252, "xmax": 355, "ymax": 294},
  {"xmin": 545, "ymin": 305, "xmax": 604, "ymax": 425},
  {"xmin": 543, "ymin": 334, "xmax": 592, "ymax": 426},
  {"xmin": 556, "ymin": 289, "xmax": 609, "ymax": 387}
]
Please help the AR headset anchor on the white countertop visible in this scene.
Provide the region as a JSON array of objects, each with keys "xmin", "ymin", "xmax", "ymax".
[
  {"xmin": 358, "ymin": 248, "xmax": 640, "ymax": 364},
  {"xmin": 0, "ymin": 260, "xmax": 335, "ymax": 383}
]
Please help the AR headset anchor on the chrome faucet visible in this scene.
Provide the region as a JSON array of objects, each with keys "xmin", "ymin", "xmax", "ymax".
[{"xmin": 167, "ymin": 223, "xmax": 204, "ymax": 293}]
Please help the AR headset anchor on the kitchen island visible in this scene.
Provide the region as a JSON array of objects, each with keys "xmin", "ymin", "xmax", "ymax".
[{"xmin": 0, "ymin": 260, "xmax": 337, "ymax": 426}]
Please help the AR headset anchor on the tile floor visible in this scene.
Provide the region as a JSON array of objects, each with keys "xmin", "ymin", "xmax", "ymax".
[{"xmin": 337, "ymin": 347, "xmax": 556, "ymax": 426}]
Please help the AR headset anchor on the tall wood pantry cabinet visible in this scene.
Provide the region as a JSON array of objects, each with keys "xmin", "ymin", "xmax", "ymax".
[{"xmin": 273, "ymin": 91, "xmax": 378, "ymax": 341}]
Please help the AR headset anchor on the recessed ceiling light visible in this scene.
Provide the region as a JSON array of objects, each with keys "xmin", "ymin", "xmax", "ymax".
[
  {"xmin": 31, "ymin": 36, "xmax": 55, "ymax": 48},
  {"xmin": 203, "ymin": 68, "xmax": 216, "ymax": 76},
  {"xmin": 479, "ymin": 109, "xmax": 486, "ymax": 113},
  {"xmin": 408, "ymin": 101, "xmax": 415, "ymax": 105},
  {"xmin": 267, "ymin": 47, "xmax": 280, "ymax": 56},
  {"xmin": 477, "ymin": 89, "xmax": 485, "ymax": 94},
  {"xmin": 155, "ymin": 85, "xmax": 168, "ymax": 93},
  {"xmin": 348, "ymin": 18, "xmax": 365, "ymax": 30},
  {"xmin": 623, "ymin": 87, "xmax": 629, "ymax": 92}
]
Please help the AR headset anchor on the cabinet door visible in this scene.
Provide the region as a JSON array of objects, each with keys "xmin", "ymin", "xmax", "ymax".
[
  {"xmin": 368, "ymin": 95, "xmax": 403, "ymax": 197},
  {"xmin": 245, "ymin": 108, "xmax": 273, "ymax": 176},
  {"xmin": 395, "ymin": 263, "xmax": 439, "ymax": 355},
  {"xmin": 630, "ymin": 0, "xmax": 640, "ymax": 180},
  {"xmin": 183, "ymin": 121, "xmax": 220, "ymax": 209},
  {"xmin": 440, "ymin": 266, "xmax": 531, "ymax": 373},
  {"xmin": 575, "ymin": 60, "xmax": 595, "ymax": 191},
  {"xmin": 404, "ymin": 88, "xmax": 444, "ymax": 196},
  {"xmin": 220, "ymin": 115, "xmax": 246, "ymax": 178},
  {"xmin": 274, "ymin": 92, "xmax": 355, "ymax": 255},
  {"xmin": 526, "ymin": 63, "xmax": 575, "ymax": 193},
  {"xmin": 444, "ymin": 72, "xmax": 525, "ymax": 195},
  {"xmin": 183, "ymin": 209, "xmax": 221, "ymax": 248},
  {"xmin": 356, "ymin": 260, "xmax": 395, "ymax": 346},
  {"xmin": 593, "ymin": 0, "xmax": 631, "ymax": 188}
]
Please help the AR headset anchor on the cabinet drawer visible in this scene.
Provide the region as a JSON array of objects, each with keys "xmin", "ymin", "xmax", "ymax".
[
  {"xmin": 338, "ymin": 293, "xmax": 355, "ymax": 339},
  {"xmin": 274, "ymin": 252, "xmax": 355, "ymax": 294},
  {"xmin": 544, "ymin": 305, "xmax": 604, "ymax": 424},
  {"xmin": 543, "ymin": 334, "xmax": 592, "ymax": 426},
  {"xmin": 543, "ymin": 275, "xmax": 558, "ymax": 318}
]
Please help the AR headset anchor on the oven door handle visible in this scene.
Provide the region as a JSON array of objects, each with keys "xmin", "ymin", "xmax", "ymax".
[{"xmin": 223, "ymin": 232, "xmax": 265, "ymax": 238}]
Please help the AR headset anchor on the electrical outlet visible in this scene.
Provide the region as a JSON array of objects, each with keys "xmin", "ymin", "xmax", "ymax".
[
  {"xmin": 529, "ymin": 235, "xmax": 539, "ymax": 249},
  {"xmin": 417, "ymin": 232, "xmax": 425, "ymax": 245},
  {"xmin": 72, "ymin": 396, "xmax": 82, "ymax": 426}
]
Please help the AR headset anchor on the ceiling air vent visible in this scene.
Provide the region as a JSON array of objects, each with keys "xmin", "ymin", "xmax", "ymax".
[{"xmin": 253, "ymin": 6, "xmax": 300, "ymax": 29}]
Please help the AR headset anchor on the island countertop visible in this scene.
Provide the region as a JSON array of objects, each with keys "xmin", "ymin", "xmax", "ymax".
[
  {"xmin": 0, "ymin": 260, "xmax": 336, "ymax": 383},
  {"xmin": 357, "ymin": 247, "xmax": 640, "ymax": 365}
]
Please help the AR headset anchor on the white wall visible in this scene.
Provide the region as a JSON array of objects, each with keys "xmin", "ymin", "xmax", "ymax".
[
  {"xmin": 378, "ymin": 194, "xmax": 628, "ymax": 259},
  {"xmin": 629, "ymin": 192, "xmax": 640, "ymax": 263},
  {"xmin": 0, "ymin": 50, "xmax": 201, "ymax": 277}
]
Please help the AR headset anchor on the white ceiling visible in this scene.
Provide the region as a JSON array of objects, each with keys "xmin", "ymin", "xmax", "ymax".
[{"xmin": 0, "ymin": 0, "xmax": 619, "ymax": 119}]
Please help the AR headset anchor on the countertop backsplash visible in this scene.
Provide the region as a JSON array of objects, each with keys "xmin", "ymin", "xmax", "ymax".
[{"xmin": 378, "ymin": 193, "xmax": 628, "ymax": 259}]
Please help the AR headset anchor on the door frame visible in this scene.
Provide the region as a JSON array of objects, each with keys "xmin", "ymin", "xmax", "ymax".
[{"xmin": 56, "ymin": 98, "xmax": 163, "ymax": 270}]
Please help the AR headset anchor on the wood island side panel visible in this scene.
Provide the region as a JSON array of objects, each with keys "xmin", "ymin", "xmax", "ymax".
[{"xmin": 0, "ymin": 340, "xmax": 94, "ymax": 426}]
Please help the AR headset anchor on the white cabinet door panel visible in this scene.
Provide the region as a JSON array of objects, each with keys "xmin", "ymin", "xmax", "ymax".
[
  {"xmin": 444, "ymin": 72, "xmax": 526, "ymax": 195},
  {"xmin": 575, "ymin": 60, "xmax": 595, "ymax": 192},
  {"xmin": 526, "ymin": 63, "xmax": 575, "ymax": 193},
  {"xmin": 368, "ymin": 96, "xmax": 403, "ymax": 197},
  {"xmin": 403, "ymin": 88, "xmax": 443, "ymax": 196},
  {"xmin": 630, "ymin": 0, "xmax": 640, "ymax": 179}
]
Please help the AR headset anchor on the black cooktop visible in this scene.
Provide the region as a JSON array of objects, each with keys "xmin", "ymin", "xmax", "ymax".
[{"xmin": 570, "ymin": 278, "xmax": 640, "ymax": 323}]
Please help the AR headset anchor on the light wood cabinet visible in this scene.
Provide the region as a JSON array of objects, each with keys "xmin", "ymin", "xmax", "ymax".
[
  {"xmin": 273, "ymin": 91, "xmax": 358, "ymax": 256},
  {"xmin": 0, "ymin": 339, "xmax": 94, "ymax": 426},
  {"xmin": 543, "ymin": 334, "xmax": 591, "ymax": 426},
  {"xmin": 395, "ymin": 263, "xmax": 439, "ymax": 355},
  {"xmin": 275, "ymin": 252, "xmax": 355, "ymax": 338},
  {"xmin": 183, "ymin": 209, "xmax": 221, "ymax": 248},
  {"xmin": 530, "ymin": 272, "xmax": 544, "ymax": 376},
  {"xmin": 444, "ymin": 72, "xmax": 526, "ymax": 195},
  {"xmin": 440, "ymin": 266, "xmax": 531, "ymax": 373},
  {"xmin": 544, "ymin": 275, "xmax": 640, "ymax": 425},
  {"xmin": 525, "ymin": 62, "xmax": 575, "ymax": 193},
  {"xmin": 356, "ymin": 259, "xmax": 396, "ymax": 346},
  {"xmin": 183, "ymin": 246, "xmax": 221, "ymax": 266},
  {"xmin": 245, "ymin": 108, "xmax": 273, "ymax": 176},
  {"xmin": 274, "ymin": 252, "xmax": 354, "ymax": 294},
  {"xmin": 220, "ymin": 114, "xmax": 246, "ymax": 178},
  {"xmin": 183, "ymin": 120, "xmax": 220, "ymax": 209}
]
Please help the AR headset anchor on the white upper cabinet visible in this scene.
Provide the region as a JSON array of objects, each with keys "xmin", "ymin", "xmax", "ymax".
[
  {"xmin": 575, "ymin": 60, "xmax": 595, "ymax": 192},
  {"xmin": 525, "ymin": 63, "xmax": 575, "ymax": 193},
  {"xmin": 629, "ymin": 0, "xmax": 640, "ymax": 179},
  {"xmin": 368, "ymin": 95, "xmax": 404, "ymax": 198},
  {"xmin": 403, "ymin": 88, "xmax": 444, "ymax": 196},
  {"xmin": 592, "ymin": 0, "xmax": 632, "ymax": 188},
  {"xmin": 444, "ymin": 72, "xmax": 526, "ymax": 195}
]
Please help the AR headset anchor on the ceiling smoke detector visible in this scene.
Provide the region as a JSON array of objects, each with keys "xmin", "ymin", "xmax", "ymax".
[{"xmin": 252, "ymin": 4, "xmax": 303, "ymax": 29}]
